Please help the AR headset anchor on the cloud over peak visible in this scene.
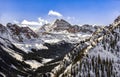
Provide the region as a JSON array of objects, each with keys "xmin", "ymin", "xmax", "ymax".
[
  {"xmin": 21, "ymin": 18, "xmax": 48, "ymax": 26},
  {"xmin": 21, "ymin": 20, "xmax": 42, "ymax": 26},
  {"xmin": 21, "ymin": 18, "xmax": 48, "ymax": 31},
  {"xmin": 48, "ymin": 10, "xmax": 63, "ymax": 17}
]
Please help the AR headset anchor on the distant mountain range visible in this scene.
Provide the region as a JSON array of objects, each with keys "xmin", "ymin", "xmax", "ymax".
[
  {"xmin": 0, "ymin": 16, "xmax": 120, "ymax": 77},
  {"xmin": 0, "ymin": 19, "xmax": 99, "ymax": 42}
]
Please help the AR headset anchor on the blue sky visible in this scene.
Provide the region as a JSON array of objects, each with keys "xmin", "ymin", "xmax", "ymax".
[{"xmin": 0, "ymin": 0, "xmax": 120, "ymax": 26}]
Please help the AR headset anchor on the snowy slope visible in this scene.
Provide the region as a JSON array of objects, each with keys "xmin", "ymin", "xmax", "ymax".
[{"xmin": 51, "ymin": 16, "xmax": 120, "ymax": 77}]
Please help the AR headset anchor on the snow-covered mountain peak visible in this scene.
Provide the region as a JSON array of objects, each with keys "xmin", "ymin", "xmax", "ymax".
[
  {"xmin": 53, "ymin": 19, "xmax": 71, "ymax": 26},
  {"xmin": 52, "ymin": 19, "xmax": 71, "ymax": 31},
  {"xmin": 0, "ymin": 23, "xmax": 38, "ymax": 42},
  {"xmin": 38, "ymin": 19, "xmax": 72, "ymax": 33}
]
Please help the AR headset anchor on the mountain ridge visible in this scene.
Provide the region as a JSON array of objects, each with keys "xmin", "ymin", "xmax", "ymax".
[{"xmin": 51, "ymin": 16, "xmax": 120, "ymax": 77}]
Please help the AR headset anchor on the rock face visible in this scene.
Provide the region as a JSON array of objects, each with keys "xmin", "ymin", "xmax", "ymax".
[
  {"xmin": 39, "ymin": 19, "xmax": 72, "ymax": 32},
  {"xmin": 7, "ymin": 23, "xmax": 38, "ymax": 42},
  {"xmin": 52, "ymin": 19, "xmax": 71, "ymax": 31},
  {"xmin": 0, "ymin": 23, "xmax": 38, "ymax": 42},
  {"xmin": 0, "ymin": 24, "xmax": 7, "ymax": 33},
  {"xmin": 0, "ymin": 24, "xmax": 9, "ymax": 38}
]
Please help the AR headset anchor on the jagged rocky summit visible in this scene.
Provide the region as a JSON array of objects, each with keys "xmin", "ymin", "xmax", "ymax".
[{"xmin": 39, "ymin": 19, "xmax": 99, "ymax": 34}]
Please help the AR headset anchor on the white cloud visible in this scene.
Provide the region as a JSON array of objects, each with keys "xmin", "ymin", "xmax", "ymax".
[
  {"xmin": 21, "ymin": 18, "xmax": 48, "ymax": 31},
  {"xmin": 21, "ymin": 18, "xmax": 48, "ymax": 26},
  {"xmin": 21, "ymin": 20, "xmax": 42, "ymax": 30},
  {"xmin": 48, "ymin": 10, "xmax": 63, "ymax": 17},
  {"xmin": 21, "ymin": 20, "xmax": 42, "ymax": 26}
]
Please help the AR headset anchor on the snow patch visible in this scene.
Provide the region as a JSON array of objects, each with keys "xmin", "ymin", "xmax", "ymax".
[
  {"xmin": 14, "ymin": 43, "xmax": 48, "ymax": 53},
  {"xmin": 42, "ymin": 58, "xmax": 53, "ymax": 63},
  {"xmin": 44, "ymin": 39, "xmax": 61, "ymax": 43},
  {"xmin": 25, "ymin": 60, "xmax": 43, "ymax": 69}
]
